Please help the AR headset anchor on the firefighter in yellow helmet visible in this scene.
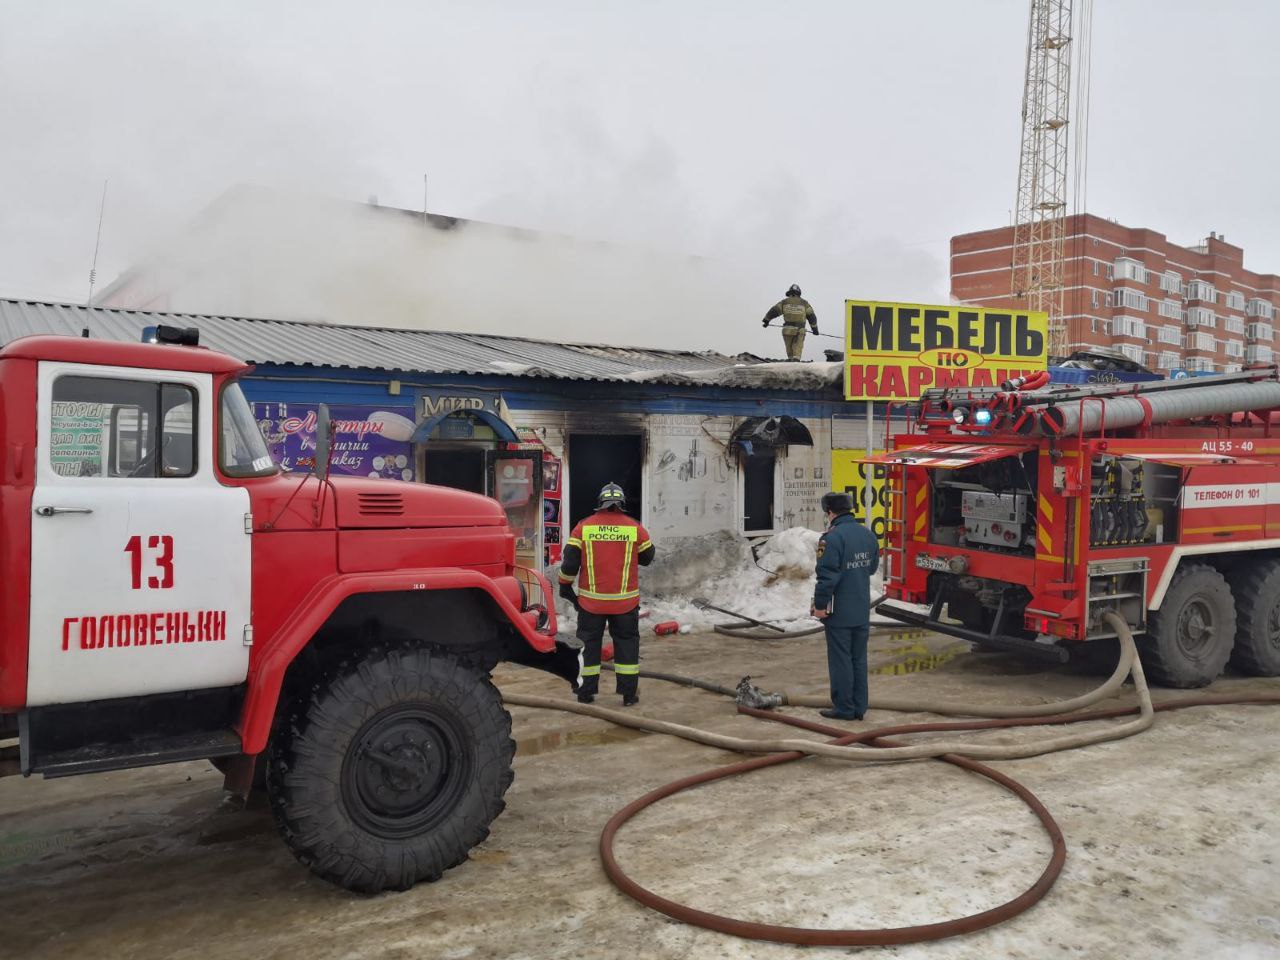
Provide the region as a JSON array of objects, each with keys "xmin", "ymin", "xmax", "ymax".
[
  {"xmin": 558, "ymin": 483, "xmax": 655, "ymax": 706},
  {"xmin": 762, "ymin": 284, "xmax": 819, "ymax": 360}
]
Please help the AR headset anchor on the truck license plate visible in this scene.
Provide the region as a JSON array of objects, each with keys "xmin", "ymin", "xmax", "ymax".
[{"xmin": 915, "ymin": 554, "xmax": 950, "ymax": 572}]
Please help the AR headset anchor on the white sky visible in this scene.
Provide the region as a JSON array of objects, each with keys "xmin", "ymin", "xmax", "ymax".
[{"xmin": 1, "ymin": 0, "xmax": 1276, "ymax": 348}]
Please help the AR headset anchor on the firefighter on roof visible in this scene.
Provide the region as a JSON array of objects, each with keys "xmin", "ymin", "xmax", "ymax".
[
  {"xmin": 762, "ymin": 284, "xmax": 819, "ymax": 360},
  {"xmin": 558, "ymin": 483, "xmax": 655, "ymax": 706}
]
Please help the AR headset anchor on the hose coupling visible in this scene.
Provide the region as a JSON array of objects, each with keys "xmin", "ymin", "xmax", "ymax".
[{"xmin": 735, "ymin": 676, "xmax": 783, "ymax": 710}]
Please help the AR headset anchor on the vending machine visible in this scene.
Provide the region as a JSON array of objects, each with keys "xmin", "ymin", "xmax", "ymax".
[{"xmin": 486, "ymin": 449, "xmax": 544, "ymax": 572}]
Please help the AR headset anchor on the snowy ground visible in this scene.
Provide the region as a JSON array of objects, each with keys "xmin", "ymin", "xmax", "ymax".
[
  {"xmin": 557, "ymin": 527, "xmax": 885, "ymax": 636},
  {"xmin": 2, "ymin": 628, "xmax": 1277, "ymax": 960}
]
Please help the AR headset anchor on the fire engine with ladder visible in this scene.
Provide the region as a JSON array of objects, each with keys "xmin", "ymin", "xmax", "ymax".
[{"xmin": 872, "ymin": 366, "xmax": 1280, "ymax": 687}]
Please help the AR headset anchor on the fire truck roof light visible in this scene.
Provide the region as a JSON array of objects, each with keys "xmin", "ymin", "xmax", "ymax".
[
  {"xmin": 972, "ymin": 408, "xmax": 993, "ymax": 426},
  {"xmin": 141, "ymin": 324, "xmax": 200, "ymax": 347},
  {"xmin": 951, "ymin": 407, "xmax": 968, "ymax": 425}
]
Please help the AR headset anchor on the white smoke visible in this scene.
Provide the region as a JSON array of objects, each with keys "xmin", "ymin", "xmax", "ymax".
[{"xmin": 96, "ymin": 183, "xmax": 944, "ymax": 356}]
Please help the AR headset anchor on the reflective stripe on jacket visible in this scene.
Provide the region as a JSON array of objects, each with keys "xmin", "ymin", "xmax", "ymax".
[{"xmin": 559, "ymin": 510, "xmax": 654, "ymax": 613}]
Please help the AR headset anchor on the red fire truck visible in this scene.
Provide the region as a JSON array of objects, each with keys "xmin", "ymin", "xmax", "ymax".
[
  {"xmin": 872, "ymin": 367, "xmax": 1280, "ymax": 687},
  {"xmin": 0, "ymin": 328, "xmax": 581, "ymax": 892}
]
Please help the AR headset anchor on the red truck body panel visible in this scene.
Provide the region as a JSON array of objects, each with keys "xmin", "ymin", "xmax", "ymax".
[
  {"xmin": 0, "ymin": 336, "xmax": 556, "ymax": 727},
  {"xmin": 877, "ymin": 367, "xmax": 1280, "ymax": 654}
]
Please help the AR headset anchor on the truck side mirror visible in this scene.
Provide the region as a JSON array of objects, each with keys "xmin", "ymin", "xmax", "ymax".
[{"xmin": 315, "ymin": 403, "xmax": 334, "ymax": 483}]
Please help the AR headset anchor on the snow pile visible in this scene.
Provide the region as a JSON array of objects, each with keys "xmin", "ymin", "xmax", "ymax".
[
  {"xmin": 641, "ymin": 526, "xmax": 884, "ymax": 630},
  {"xmin": 758, "ymin": 526, "xmax": 821, "ymax": 579},
  {"xmin": 555, "ymin": 526, "xmax": 884, "ymax": 636},
  {"xmin": 488, "ymin": 360, "xmax": 532, "ymax": 373},
  {"xmin": 711, "ymin": 360, "xmax": 842, "ymax": 390},
  {"xmin": 613, "ymin": 361, "xmax": 842, "ymax": 389},
  {"xmin": 488, "ymin": 359, "xmax": 558, "ymax": 377}
]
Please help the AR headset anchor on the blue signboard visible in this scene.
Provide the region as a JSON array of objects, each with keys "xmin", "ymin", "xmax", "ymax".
[
  {"xmin": 1048, "ymin": 366, "xmax": 1161, "ymax": 385},
  {"xmin": 254, "ymin": 402, "xmax": 417, "ymax": 479}
]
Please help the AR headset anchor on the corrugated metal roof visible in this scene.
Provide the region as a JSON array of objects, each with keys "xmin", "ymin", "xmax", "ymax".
[{"xmin": 0, "ymin": 298, "xmax": 838, "ymax": 391}]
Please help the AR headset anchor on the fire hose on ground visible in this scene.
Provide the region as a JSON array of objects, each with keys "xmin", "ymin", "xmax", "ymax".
[
  {"xmin": 710, "ymin": 593, "xmax": 901, "ymax": 639},
  {"xmin": 501, "ymin": 612, "xmax": 1280, "ymax": 947}
]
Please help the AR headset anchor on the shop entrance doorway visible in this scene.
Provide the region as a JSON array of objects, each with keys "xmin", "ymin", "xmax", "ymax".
[
  {"xmin": 423, "ymin": 446, "xmax": 486, "ymax": 494},
  {"xmin": 567, "ymin": 434, "xmax": 643, "ymax": 528},
  {"xmin": 742, "ymin": 452, "xmax": 777, "ymax": 533}
]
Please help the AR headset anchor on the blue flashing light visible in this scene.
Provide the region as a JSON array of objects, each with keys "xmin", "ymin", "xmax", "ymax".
[
  {"xmin": 141, "ymin": 325, "xmax": 159, "ymax": 343},
  {"xmin": 972, "ymin": 408, "xmax": 993, "ymax": 426}
]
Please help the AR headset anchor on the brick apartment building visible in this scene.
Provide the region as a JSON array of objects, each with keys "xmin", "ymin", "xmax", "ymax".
[{"xmin": 951, "ymin": 214, "xmax": 1280, "ymax": 375}]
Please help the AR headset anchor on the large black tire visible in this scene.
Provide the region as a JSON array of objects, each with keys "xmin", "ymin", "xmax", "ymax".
[
  {"xmin": 266, "ymin": 645, "xmax": 515, "ymax": 892},
  {"xmin": 1141, "ymin": 564, "xmax": 1236, "ymax": 688},
  {"xmin": 1230, "ymin": 559, "xmax": 1280, "ymax": 676}
]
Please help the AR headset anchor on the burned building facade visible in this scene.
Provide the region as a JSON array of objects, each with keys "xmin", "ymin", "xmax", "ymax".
[{"xmin": 0, "ymin": 299, "xmax": 887, "ymax": 570}]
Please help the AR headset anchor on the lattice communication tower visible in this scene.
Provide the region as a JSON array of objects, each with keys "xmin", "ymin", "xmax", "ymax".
[{"xmin": 1011, "ymin": 0, "xmax": 1074, "ymax": 356}]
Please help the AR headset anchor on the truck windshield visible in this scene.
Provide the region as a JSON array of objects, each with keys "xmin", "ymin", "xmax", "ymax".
[{"xmin": 220, "ymin": 382, "xmax": 279, "ymax": 478}]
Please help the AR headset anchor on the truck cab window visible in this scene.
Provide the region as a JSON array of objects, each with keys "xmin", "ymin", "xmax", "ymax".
[
  {"xmin": 220, "ymin": 381, "xmax": 278, "ymax": 478},
  {"xmin": 109, "ymin": 405, "xmax": 151, "ymax": 476},
  {"xmin": 50, "ymin": 376, "xmax": 197, "ymax": 479},
  {"xmin": 160, "ymin": 385, "xmax": 196, "ymax": 476}
]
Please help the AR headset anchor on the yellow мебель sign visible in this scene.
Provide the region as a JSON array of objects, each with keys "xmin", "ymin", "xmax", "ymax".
[{"xmin": 843, "ymin": 300, "xmax": 1049, "ymax": 401}]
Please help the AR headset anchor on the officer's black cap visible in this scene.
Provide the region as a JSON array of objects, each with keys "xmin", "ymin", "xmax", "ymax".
[{"xmin": 820, "ymin": 492, "xmax": 854, "ymax": 514}]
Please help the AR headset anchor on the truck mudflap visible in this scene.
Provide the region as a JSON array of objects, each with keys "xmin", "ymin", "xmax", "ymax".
[
  {"xmin": 876, "ymin": 602, "xmax": 1069, "ymax": 663},
  {"xmin": 505, "ymin": 637, "xmax": 612, "ymax": 685}
]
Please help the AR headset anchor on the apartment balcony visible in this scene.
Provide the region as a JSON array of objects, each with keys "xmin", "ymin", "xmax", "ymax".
[
  {"xmin": 1246, "ymin": 299, "xmax": 1276, "ymax": 320},
  {"xmin": 1185, "ymin": 282, "xmax": 1217, "ymax": 304},
  {"xmin": 1185, "ymin": 336, "xmax": 1217, "ymax": 355}
]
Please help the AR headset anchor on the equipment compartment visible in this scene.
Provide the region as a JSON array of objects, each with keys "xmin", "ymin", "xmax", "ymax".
[{"xmin": 930, "ymin": 450, "xmax": 1038, "ymax": 557}]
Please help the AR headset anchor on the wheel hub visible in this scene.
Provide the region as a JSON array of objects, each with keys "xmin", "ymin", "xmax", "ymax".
[
  {"xmin": 1176, "ymin": 597, "xmax": 1215, "ymax": 660},
  {"xmin": 1266, "ymin": 603, "xmax": 1280, "ymax": 652},
  {"xmin": 342, "ymin": 705, "xmax": 471, "ymax": 838}
]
